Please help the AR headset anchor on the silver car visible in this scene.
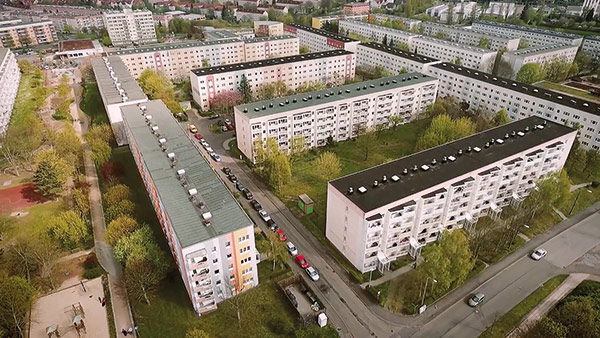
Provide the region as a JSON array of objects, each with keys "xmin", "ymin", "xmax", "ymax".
[
  {"xmin": 530, "ymin": 248, "xmax": 547, "ymax": 261},
  {"xmin": 468, "ymin": 293, "xmax": 485, "ymax": 307},
  {"xmin": 306, "ymin": 266, "xmax": 320, "ymax": 281}
]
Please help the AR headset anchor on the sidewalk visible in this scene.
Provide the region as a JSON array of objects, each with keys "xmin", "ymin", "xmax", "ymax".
[
  {"xmin": 360, "ymin": 258, "xmax": 420, "ymax": 288},
  {"xmin": 507, "ymin": 273, "xmax": 589, "ymax": 338}
]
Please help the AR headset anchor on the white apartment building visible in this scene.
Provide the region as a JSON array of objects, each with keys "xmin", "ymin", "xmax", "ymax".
[
  {"xmin": 103, "ymin": 9, "xmax": 157, "ymax": 47},
  {"xmin": 284, "ymin": 23, "xmax": 360, "ymax": 53},
  {"xmin": 311, "ymin": 14, "xmax": 369, "ymax": 29},
  {"xmin": 501, "ymin": 44, "xmax": 579, "ymax": 79},
  {"xmin": 0, "ymin": 20, "xmax": 57, "ymax": 48},
  {"xmin": 422, "ymin": 21, "xmax": 520, "ymax": 51},
  {"xmin": 326, "ymin": 116, "xmax": 576, "ymax": 273},
  {"xmin": 371, "ymin": 14, "xmax": 422, "ymax": 31},
  {"xmin": 471, "ymin": 21, "xmax": 583, "ymax": 47},
  {"xmin": 110, "ymin": 36, "xmax": 299, "ymax": 80},
  {"xmin": 582, "ymin": 35, "xmax": 600, "ymax": 62},
  {"xmin": 412, "ymin": 36, "xmax": 497, "ymax": 72},
  {"xmin": 191, "ymin": 50, "xmax": 356, "ymax": 110},
  {"xmin": 425, "ymin": 1, "xmax": 478, "ymax": 22},
  {"xmin": 121, "ymin": 100, "xmax": 258, "ymax": 315},
  {"xmin": 0, "ymin": 48, "xmax": 20, "ymax": 134},
  {"xmin": 254, "ymin": 21, "xmax": 284, "ymax": 36},
  {"xmin": 234, "ymin": 74, "xmax": 438, "ymax": 161},
  {"xmin": 484, "ymin": 2, "xmax": 517, "ymax": 17},
  {"xmin": 583, "ymin": 0, "xmax": 600, "ymax": 13},
  {"xmin": 338, "ymin": 20, "xmax": 419, "ymax": 48},
  {"xmin": 0, "ymin": 5, "xmax": 104, "ymax": 32},
  {"xmin": 357, "ymin": 42, "xmax": 442, "ymax": 74},
  {"xmin": 91, "ymin": 56, "xmax": 148, "ymax": 146},
  {"xmin": 428, "ymin": 62, "xmax": 600, "ymax": 151}
]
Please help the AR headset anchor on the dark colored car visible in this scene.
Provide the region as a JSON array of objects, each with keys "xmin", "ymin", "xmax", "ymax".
[
  {"xmin": 175, "ymin": 112, "xmax": 188, "ymax": 121},
  {"xmin": 236, "ymin": 181, "xmax": 245, "ymax": 191},
  {"xmin": 267, "ymin": 219, "xmax": 278, "ymax": 232},
  {"xmin": 228, "ymin": 174, "xmax": 238, "ymax": 183},
  {"xmin": 250, "ymin": 200, "xmax": 262, "ymax": 211},
  {"xmin": 242, "ymin": 189, "xmax": 253, "ymax": 200},
  {"xmin": 222, "ymin": 167, "xmax": 231, "ymax": 176}
]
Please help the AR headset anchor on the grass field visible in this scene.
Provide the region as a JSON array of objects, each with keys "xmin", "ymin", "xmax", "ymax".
[
  {"xmin": 559, "ymin": 184, "xmax": 600, "ymax": 217},
  {"xmin": 6, "ymin": 200, "xmax": 64, "ymax": 241},
  {"xmin": 80, "ymin": 82, "xmax": 109, "ymax": 126},
  {"xmin": 11, "ymin": 65, "xmax": 50, "ymax": 127},
  {"xmin": 535, "ymin": 81, "xmax": 600, "ymax": 103},
  {"xmin": 479, "ymin": 275, "xmax": 568, "ymax": 338}
]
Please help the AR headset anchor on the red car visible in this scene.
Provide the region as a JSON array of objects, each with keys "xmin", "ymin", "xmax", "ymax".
[
  {"xmin": 276, "ymin": 228, "xmax": 287, "ymax": 241},
  {"xmin": 295, "ymin": 254, "xmax": 308, "ymax": 269},
  {"xmin": 226, "ymin": 124, "xmax": 234, "ymax": 131},
  {"xmin": 194, "ymin": 134, "xmax": 203, "ymax": 140}
]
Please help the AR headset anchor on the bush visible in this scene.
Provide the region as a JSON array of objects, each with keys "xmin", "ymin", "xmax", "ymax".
[
  {"xmin": 103, "ymin": 184, "xmax": 132, "ymax": 207},
  {"xmin": 83, "ymin": 266, "xmax": 104, "ymax": 279},
  {"xmin": 101, "ymin": 162, "xmax": 125, "ymax": 181},
  {"xmin": 83, "ymin": 253, "xmax": 99, "ymax": 269},
  {"xmin": 105, "ymin": 199, "xmax": 135, "ymax": 223}
]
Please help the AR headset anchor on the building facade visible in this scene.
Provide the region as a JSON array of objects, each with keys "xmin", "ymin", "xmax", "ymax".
[
  {"xmin": 343, "ymin": 2, "xmax": 371, "ymax": 14},
  {"xmin": 0, "ymin": 20, "xmax": 57, "ymax": 48},
  {"xmin": 234, "ymin": 8, "xmax": 268, "ymax": 22},
  {"xmin": 191, "ymin": 50, "xmax": 356, "ymax": 110},
  {"xmin": 471, "ymin": 20, "xmax": 583, "ymax": 47},
  {"xmin": 412, "ymin": 36, "xmax": 497, "ymax": 72},
  {"xmin": 234, "ymin": 74, "xmax": 438, "ymax": 161},
  {"xmin": 582, "ymin": 36, "xmax": 600, "ymax": 63},
  {"xmin": 356, "ymin": 42, "xmax": 442, "ymax": 74},
  {"xmin": 0, "ymin": 5, "xmax": 104, "ymax": 32},
  {"xmin": 339, "ymin": 20, "xmax": 419, "ymax": 48},
  {"xmin": 254, "ymin": 21, "xmax": 284, "ymax": 36},
  {"xmin": 428, "ymin": 62, "xmax": 600, "ymax": 151},
  {"xmin": 484, "ymin": 2, "xmax": 517, "ymax": 17},
  {"xmin": 311, "ymin": 14, "xmax": 369, "ymax": 29},
  {"xmin": 0, "ymin": 48, "xmax": 20, "ymax": 134},
  {"xmin": 425, "ymin": 2, "xmax": 478, "ymax": 22},
  {"xmin": 501, "ymin": 44, "xmax": 579, "ymax": 79},
  {"xmin": 103, "ymin": 9, "xmax": 157, "ymax": 47},
  {"xmin": 369, "ymin": 14, "xmax": 422, "ymax": 31},
  {"xmin": 284, "ymin": 23, "xmax": 360, "ymax": 53},
  {"xmin": 326, "ymin": 116, "xmax": 576, "ymax": 273},
  {"xmin": 243, "ymin": 35, "xmax": 299, "ymax": 61},
  {"xmin": 55, "ymin": 39, "xmax": 104, "ymax": 61},
  {"xmin": 422, "ymin": 21, "xmax": 520, "ymax": 51},
  {"xmin": 121, "ymin": 100, "xmax": 259, "ymax": 315}
]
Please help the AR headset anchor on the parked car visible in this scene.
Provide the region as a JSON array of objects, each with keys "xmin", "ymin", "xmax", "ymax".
[
  {"xmin": 188, "ymin": 124, "xmax": 198, "ymax": 133},
  {"xmin": 226, "ymin": 124, "xmax": 234, "ymax": 131},
  {"xmin": 242, "ymin": 189, "xmax": 253, "ymax": 200},
  {"xmin": 258, "ymin": 210, "xmax": 271, "ymax": 222},
  {"xmin": 250, "ymin": 200, "xmax": 262, "ymax": 211},
  {"xmin": 276, "ymin": 229, "xmax": 287, "ymax": 241},
  {"xmin": 194, "ymin": 133, "xmax": 203, "ymax": 140},
  {"xmin": 468, "ymin": 293, "xmax": 485, "ymax": 307},
  {"xmin": 208, "ymin": 114, "xmax": 219, "ymax": 119},
  {"xmin": 236, "ymin": 182, "xmax": 245, "ymax": 191},
  {"xmin": 225, "ymin": 118, "xmax": 231, "ymax": 125},
  {"xmin": 530, "ymin": 248, "xmax": 547, "ymax": 261},
  {"xmin": 210, "ymin": 153, "xmax": 221, "ymax": 162},
  {"xmin": 221, "ymin": 125, "xmax": 228, "ymax": 132},
  {"xmin": 286, "ymin": 242, "xmax": 298, "ymax": 256},
  {"xmin": 222, "ymin": 167, "xmax": 232, "ymax": 176},
  {"xmin": 228, "ymin": 174, "xmax": 238, "ymax": 183},
  {"xmin": 201, "ymin": 141, "xmax": 210, "ymax": 148},
  {"xmin": 295, "ymin": 255, "xmax": 308, "ymax": 269},
  {"xmin": 175, "ymin": 112, "xmax": 188, "ymax": 122},
  {"xmin": 306, "ymin": 266, "xmax": 320, "ymax": 281},
  {"xmin": 267, "ymin": 219, "xmax": 278, "ymax": 232}
]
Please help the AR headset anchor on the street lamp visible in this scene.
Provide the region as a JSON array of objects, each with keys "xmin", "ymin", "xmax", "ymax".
[{"xmin": 421, "ymin": 277, "xmax": 438, "ymax": 307}]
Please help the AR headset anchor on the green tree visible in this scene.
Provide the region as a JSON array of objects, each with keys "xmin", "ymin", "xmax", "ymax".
[
  {"xmin": 105, "ymin": 199, "xmax": 136, "ymax": 223},
  {"xmin": 522, "ymin": 170, "xmax": 570, "ymax": 217},
  {"xmin": 104, "ymin": 184, "xmax": 132, "ymax": 207},
  {"xmin": 295, "ymin": 325, "xmax": 339, "ymax": 338},
  {"xmin": 267, "ymin": 152, "xmax": 292, "ymax": 192},
  {"xmin": 124, "ymin": 242, "xmax": 169, "ymax": 304},
  {"xmin": 85, "ymin": 124, "xmax": 114, "ymax": 145},
  {"xmin": 388, "ymin": 115, "xmax": 404, "ymax": 129},
  {"xmin": 0, "ymin": 116, "xmax": 44, "ymax": 176},
  {"xmin": 47, "ymin": 211, "xmax": 90, "ymax": 249},
  {"xmin": 516, "ymin": 63, "xmax": 546, "ymax": 84},
  {"xmin": 575, "ymin": 51, "xmax": 591, "ymax": 70},
  {"xmin": 33, "ymin": 149, "xmax": 71, "ymax": 196},
  {"xmin": 0, "ymin": 276, "xmax": 36, "ymax": 337},
  {"xmin": 101, "ymin": 36, "xmax": 111, "ymax": 46},
  {"xmin": 478, "ymin": 37, "xmax": 490, "ymax": 49},
  {"xmin": 258, "ymin": 81, "xmax": 288, "ymax": 100},
  {"xmin": 415, "ymin": 115, "xmax": 475, "ymax": 151},
  {"xmin": 186, "ymin": 329, "xmax": 211, "ymax": 338},
  {"xmin": 314, "ymin": 152, "xmax": 341, "ymax": 181},
  {"xmin": 454, "ymin": 57, "xmax": 463, "ymax": 66},
  {"xmin": 105, "ymin": 215, "xmax": 139, "ymax": 246},
  {"xmin": 519, "ymin": 39, "xmax": 529, "ymax": 49},
  {"xmin": 382, "ymin": 34, "xmax": 388, "ymax": 45},
  {"xmin": 51, "ymin": 126, "xmax": 83, "ymax": 167},
  {"xmin": 0, "ymin": 215, "xmax": 13, "ymax": 241},
  {"xmin": 543, "ymin": 58, "xmax": 572, "ymax": 82},
  {"xmin": 520, "ymin": 4, "xmax": 536, "ymax": 24},
  {"xmin": 397, "ymin": 42, "xmax": 410, "ymax": 51},
  {"xmin": 356, "ymin": 130, "xmax": 377, "ymax": 161},
  {"xmin": 299, "ymin": 45, "xmax": 310, "ymax": 54},
  {"xmin": 266, "ymin": 231, "xmax": 289, "ymax": 271},
  {"xmin": 565, "ymin": 141, "xmax": 587, "ymax": 177},
  {"xmin": 526, "ymin": 317, "xmax": 568, "ymax": 338},
  {"xmin": 492, "ymin": 109, "xmax": 510, "ymax": 126},
  {"xmin": 289, "ymin": 136, "xmax": 306, "ymax": 164},
  {"xmin": 72, "ymin": 188, "xmax": 90, "ymax": 220},
  {"xmin": 114, "ymin": 225, "xmax": 155, "ymax": 263},
  {"xmin": 550, "ymin": 299, "xmax": 598, "ymax": 338},
  {"xmin": 88, "ymin": 139, "xmax": 112, "ymax": 167},
  {"xmin": 583, "ymin": 150, "xmax": 600, "ymax": 180},
  {"xmin": 238, "ymin": 74, "xmax": 252, "ymax": 103},
  {"xmin": 138, "ymin": 69, "xmax": 176, "ymax": 101}
]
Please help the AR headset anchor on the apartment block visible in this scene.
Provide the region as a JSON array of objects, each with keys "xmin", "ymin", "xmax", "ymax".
[
  {"xmin": 311, "ymin": 14, "xmax": 369, "ymax": 29},
  {"xmin": 501, "ymin": 44, "xmax": 578, "ymax": 79},
  {"xmin": 103, "ymin": 9, "xmax": 157, "ymax": 47},
  {"xmin": 243, "ymin": 35, "xmax": 299, "ymax": 61},
  {"xmin": 326, "ymin": 116, "xmax": 576, "ymax": 273},
  {"xmin": 284, "ymin": 23, "xmax": 360, "ymax": 53},
  {"xmin": 191, "ymin": 50, "xmax": 356, "ymax": 110},
  {"xmin": 91, "ymin": 56, "xmax": 148, "ymax": 145},
  {"xmin": 428, "ymin": 62, "xmax": 600, "ymax": 151},
  {"xmin": 425, "ymin": 2, "xmax": 478, "ymax": 22},
  {"xmin": 254, "ymin": 21, "xmax": 284, "ymax": 36},
  {"xmin": 471, "ymin": 20, "xmax": 583, "ymax": 47},
  {"xmin": 0, "ymin": 5, "xmax": 104, "ymax": 32},
  {"xmin": 234, "ymin": 8, "xmax": 268, "ymax": 22},
  {"xmin": 422, "ymin": 21, "xmax": 520, "ymax": 51},
  {"xmin": 0, "ymin": 20, "xmax": 57, "ymax": 48},
  {"xmin": 582, "ymin": 35, "xmax": 600, "ymax": 62},
  {"xmin": 484, "ymin": 2, "xmax": 517, "ymax": 17},
  {"xmin": 339, "ymin": 20, "xmax": 419, "ymax": 48},
  {"xmin": 369, "ymin": 14, "xmax": 422, "ymax": 31},
  {"xmin": 412, "ymin": 36, "xmax": 497, "ymax": 72},
  {"xmin": 121, "ymin": 100, "xmax": 258, "ymax": 315},
  {"xmin": 234, "ymin": 74, "xmax": 438, "ymax": 161},
  {"xmin": 357, "ymin": 42, "xmax": 441, "ymax": 74},
  {"xmin": 343, "ymin": 2, "xmax": 371, "ymax": 14},
  {"xmin": 0, "ymin": 48, "xmax": 20, "ymax": 134}
]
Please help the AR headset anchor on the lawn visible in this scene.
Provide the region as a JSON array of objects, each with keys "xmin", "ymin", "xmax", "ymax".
[
  {"xmin": 559, "ymin": 184, "xmax": 600, "ymax": 217},
  {"xmin": 6, "ymin": 200, "xmax": 64, "ymax": 242},
  {"xmin": 10, "ymin": 65, "xmax": 50, "ymax": 127},
  {"xmin": 479, "ymin": 274, "xmax": 568, "ymax": 338},
  {"xmin": 522, "ymin": 211, "xmax": 563, "ymax": 238},
  {"xmin": 80, "ymin": 81, "xmax": 109, "ymax": 126},
  {"xmin": 535, "ymin": 81, "xmax": 600, "ymax": 103}
]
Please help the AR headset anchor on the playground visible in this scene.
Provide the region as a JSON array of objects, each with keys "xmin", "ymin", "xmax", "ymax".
[{"xmin": 0, "ymin": 183, "xmax": 50, "ymax": 213}]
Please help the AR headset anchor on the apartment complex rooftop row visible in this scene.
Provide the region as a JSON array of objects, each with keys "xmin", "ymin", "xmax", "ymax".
[
  {"xmin": 415, "ymin": 35, "xmax": 492, "ymax": 53},
  {"xmin": 121, "ymin": 100, "xmax": 253, "ymax": 248},
  {"xmin": 359, "ymin": 42, "xmax": 440, "ymax": 64},
  {"xmin": 91, "ymin": 56, "xmax": 146, "ymax": 105},
  {"xmin": 473, "ymin": 20, "xmax": 582, "ymax": 39},
  {"xmin": 191, "ymin": 49, "xmax": 353, "ymax": 76},
  {"xmin": 508, "ymin": 43, "xmax": 576, "ymax": 56},
  {"xmin": 330, "ymin": 116, "xmax": 574, "ymax": 212},
  {"xmin": 286, "ymin": 23, "xmax": 357, "ymax": 42},
  {"xmin": 431, "ymin": 62, "xmax": 600, "ymax": 117},
  {"xmin": 340, "ymin": 20, "xmax": 420, "ymax": 38},
  {"xmin": 423, "ymin": 21, "xmax": 514, "ymax": 40}
]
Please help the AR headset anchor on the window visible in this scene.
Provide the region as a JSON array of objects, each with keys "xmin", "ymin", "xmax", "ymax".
[{"xmin": 241, "ymin": 257, "xmax": 251, "ymax": 264}]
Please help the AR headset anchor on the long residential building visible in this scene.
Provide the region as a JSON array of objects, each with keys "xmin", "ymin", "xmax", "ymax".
[
  {"xmin": 326, "ymin": 116, "xmax": 576, "ymax": 273},
  {"xmin": 0, "ymin": 48, "xmax": 20, "ymax": 134},
  {"xmin": 425, "ymin": 2, "xmax": 478, "ymax": 22},
  {"xmin": 234, "ymin": 73, "xmax": 438, "ymax": 161},
  {"xmin": 103, "ymin": 9, "xmax": 157, "ymax": 47},
  {"xmin": 311, "ymin": 14, "xmax": 369, "ymax": 29},
  {"xmin": 91, "ymin": 56, "xmax": 148, "ymax": 145},
  {"xmin": 0, "ymin": 20, "xmax": 57, "ymax": 48},
  {"xmin": 470, "ymin": 21, "xmax": 583, "ymax": 47},
  {"xmin": 422, "ymin": 21, "xmax": 520, "ymax": 51},
  {"xmin": 121, "ymin": 100, "xmax": 258, "ymax": 315},
  {"xmin": 369, "ymin": 14, "xmax": 422, "ymax": 31},
  {"xmin": 427, "ymin": 62, "xmax": 600, "ymax": 151},
  {"xmin": 283, "ymin": 23, "xmax": 360, "ymax": 53},
  {"xmin": 190, "ymin": 50, "xmax": 356, "ymax": 110},
  {"xmin": 110, "ymin": 36, "xmax": 299, "ymax": 80},
  {"xmin": 357, "ymin": 42, "xmax": 441, "ymax": 74},
  {"xmin": 0, "ymin": 5, "xmax": 104, "ymax": 32},
  {"xmin": 501, "ymin": 44, "xmax": 578, "ymax": 79},
  {"xmin": 339, "ymin": 20, "xmax": 419, "ymax": 48},
  {"xmin": 582, "ymin": 35, "xmax": 600, "ymax": 62},
  {"xmin": 412, "ymin": 36, "xmax": 497, "ymax": 72}
]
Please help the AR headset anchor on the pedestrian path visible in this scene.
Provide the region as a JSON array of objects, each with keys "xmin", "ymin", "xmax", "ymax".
[
  {"xmin": 553, "ymin": 206, "xmax": 567, "ymax": 221},
  {"xmin": 360, "ymin": 258, "xmax": 421, "ymax": 288},
  {"xmin": 570, "ymin": 182, "xmax": 590, "ymax": 192}
]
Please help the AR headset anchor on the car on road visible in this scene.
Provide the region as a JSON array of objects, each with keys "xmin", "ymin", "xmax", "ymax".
[
  {"xmin": 222, "ymin": 167, "xmax": 231, "ymax": 176},
  {"xmin": 267, "ymin": 219, "xmax": 278, "ymax": 231},
  {"xmin": 276, "ymin": 229, "xmax": 287, "ymax": 241},
  {"xmin": 242, "ymin": 189, "xmax": 253, "ymax": 200},
  {"xmin": 236, "ymin": 182, "xmax": 245, "ymax": 191},
  {"xmin": 258, "ymin": 210, "xmax": 271, "ymax": 222},
  {"xmin": 295, "ymin": 255, "xmax": 308, "ymax": 269},
  {"xmin": 205, "ymin": 147, "xmax": 214, "ymax": 153},
  {"xmin": 225, "ymin": 118, "xmax": 231, "ymax": 125},
  {"xmin": 188, "ymin": 124, "xmax": 198, "ymax": 133},
  {"xmin": 210, "ymin": 153, "xmax": 221, "ymax": 162},
  {"xmin": 194, "ymin": 133, "xmax": 203, "ymax": 140},
  {"xmin": 306, "ymin": 266, "xmax": 320, "ymax": 281},
  {"xmin": 221, "ymin": 125, "xmax": 228, "ymax": 132},
  {"xmin": 228, "ymin": 174, "xmax": 238, "ymax": 183},
  {"xmin": 226, "ymin": 124, "xmax": 234, "ymax": 131},
  {"xmin": 208, "ymin": 114, "xmax": 219, "ymax": 119},
  {"xmin": 175, "ymin": 112, "xmax": 188, "ymax": 122},
  {"xmin": 468, "ymin": 293, "xmax": 485, "ymax": 307},
  {"xmin": 201, "ymin": 141, "xmax": 210, "ymax": 148},
  {"xmin": 250, "ymin": 200, "xmax": 262, "ymax": 211},
  {"xmin": 530, "ymin": 248, "xmax": 548, "ymax": 261},
  {"xmin": 286, "ymin": 242, "xmax": 298, "ymax": 256}
]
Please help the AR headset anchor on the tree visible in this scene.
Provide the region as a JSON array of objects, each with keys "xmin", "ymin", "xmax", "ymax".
[
  {"xmin": 102, "ymin": 36, "xmax": 111, "ymax": 46},
  {"xmin": 0, "ymin": 215, "xmax": 13, "ymax": 241},
  {"xmin": 295, "ymin": 325, "xmax": 339, "ymax": 338},
  {"xmin": 583, "ymin": 150, "xmax": 600, "ymax": 180},
  {"xmin": 586, "ymin": 8, "xmax": 595, "ymax": 22},
  {"xmin": 382, "ymin": 34, "xmax": 388, "ymax": 46},
  {"xmin": 33, "ymin": 149, "xmax": 71, "ymax": 196},
  {"xmin": 266, "ymin": 231, "xmax": 289, "ymax": 271},
  {"xmin": 478, "ymin": 37, "xmax": 490, "ymax": 49},
  {"xmin": 575, "ymin": 51, "xmax": 591, "ymax": 71},
  {"xmin": 85, "ymin": 124, "xmax": 114, "ymax": 145},
  {"xmin": 104, "ymin": 184, "xmax": 132, "ymax": 207},
  {"xmin": 415, "ymin": 115, "xmax": 475, "ymax": 151},
  {"xmin": 314, "ymin": 152, "xmax": 341, "ymax": 181},
  {"xmin": 299, "ymin": 45, "xmax": 310, "ymax": 54},
  {"xmin": 137, "ymin": 69, "xmax": 175, "ymax": 101},
  {"xmin": 549, "ymin": 299, "xmax": 598, "ymax": 338},
  {"xmin": 543, "ymin": 58, "xmax": 572, "ymax": 83},
  {"xmin": 388, "ymin": 115, "xmax": 404, "ymax": 129},
  {"xmin": 397, "ymin": 42, "xmax": 409, "ymax": 51},
  {"xmin": 356, "ymin": 130, "xmax": 377, "ymax": 161},
  {"xmin": 519, "ymin": 39, "xmax": 529, "ymax": 49},
  {"xmin": 454, "ymin": 57, "xmax": 463, "ymax": 66},
  {"xmin": 0, "ymin": 116, "xmax": 44, "ymax": 176},
  {"xmin": 522, "ymin": 170, "xmax": 570, "ymax": 217},
  {"xmin": 88, "ymin": 139, "xmax": 112, "ymax": 167},
  {"xmin": 209, "ymin": 91, "xmax": 242, "ymax": 115},
  {"xmin": 491, "ymin": 109, "xmax": 510, "ymax": 126},
  {"xmin": 186, "ymin": 329, "xmax": 211, "ymax": 338},
  {"xmin": 72, "ymin": 188, "xmax": 90, "ymax": 220},
  {"xmin": 47, "ymin": 211, "xmax": 90, "ymax": 249},
  {"xmin": 516, "ymin": 63, "xmax": 546, "ymax": 84},
  {"xmin": 267, "ymin": 152, "xmax": 291, "ymax": 192},
  {"xmin": 105, "ymin": 216, "xmax": 139, "ymax": 246},
  {"xmin": 289, "ymin": 136, "xmax": 306, "ymax": 164},
  {"xmin": 114, "ymin": 225, "xmax": 155, "ymax": 263},
  {"xmin": 565, "ymin": 140, "xmax": 587, "ymax": 176},
  {"xmin": 296, "ymin": 81, "xmax": 325, "ymax": 93},
  {"xmin": 258, "ymin": 81, "xmax": 288, "ymax": 101},
  {"xmin": 520, "ymin": 4, "xmax": 535, "ymax": 24},
  {"xmin": 124, "ymin": 242, "xmax": 169, "ymax": 304},
  {"xmin": 238, "ymin": 74, "xmax": 252, "ymax": 103},
  {"xmin": 105, "ymin": 199, "xmax": 136, "ymax": 223},
  {"xmin": 0, "ymin": 276, "xmax": 36, "ymax": 338},
  {"xmin": 51, "ymin": 126, "xmax": 83, "ymax": 167},
  {"xmin": 526, "ymin": 317, "xmax": 568, "ymax": 338}
]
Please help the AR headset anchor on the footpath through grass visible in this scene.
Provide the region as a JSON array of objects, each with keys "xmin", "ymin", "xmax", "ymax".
[{"xmin": 479, "ymin": 274, "xmax": 568, "ymax": 338}]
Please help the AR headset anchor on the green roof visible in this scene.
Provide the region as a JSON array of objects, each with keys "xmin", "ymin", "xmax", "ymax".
[
  {"xmin": 121, "ymin": 100, "xmax": 253, "ymax": 248},
  {"xmin": 235, "ymin": 73, "xmax": 437, "ymax": 119}
]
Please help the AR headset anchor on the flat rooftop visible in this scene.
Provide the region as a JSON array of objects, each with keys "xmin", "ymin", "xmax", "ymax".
[
  {"xmin": 286, "ymin": 23, "xmax": 357, "ymax": 43},
  {"xmin": 204, "ymin": 30, "xmax": 239, "ymax": 41},
  {"xmin": 422, "ymin": 21, "xmax": 515, "ymax": 41},
  {"xmin": 507, "ymin": 43, "xmax": 577, "ymax": 57},
  {"xmin": 191, "ymin": 49, "xmax": 353, "ymax": 76},
  {"xmin": 340, "ymin": 20, "xmax": 420, "ymax": 38},
  {"xmin": 235, "ymin": 73, "xmax": 437, "ymax": 119},
  {"xmin": 59, "ymin": 39, "xmax": 94, "ymax": 52},
  {"xmin": 0, "ymin": 48, "xmax": 9, "ymax": 63},
  {"xmin": 121, "ymin": 100, "xmax": 253, "ymax": 247},
  {"xmin": 474, "ymin": 20, "xmax": 582, "ymax": 40},
  {"xmin": 330, "ymin": 116, "xmax": 574, "ymax": 213},
  {"xmin": 243, "ymin": 34, "xmax": 297, "ymax": 44},
  {"xmin": 414, "ymin": 36, "xmax": 493, "ymax": 53},
  {"xmin": 432, "ymin": 62, "xmax": 600, "ymax": 117},
  {"xmin": 359, "ymin": 42, "xmax": 440, "ymax": 64},
  {"xmin": 91, "ymin": 56, "xmax": 146, "ymax": 105}
]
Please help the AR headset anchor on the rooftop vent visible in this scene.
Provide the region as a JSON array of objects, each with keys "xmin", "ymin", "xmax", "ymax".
[
  {"xmin": 431, "ymin": 158, "xmax": 437, "ymax": 165},
  {"xmin": 511, "ymin": 131, "xmax": 516, "ymax": 137},
  {"xmin": 442, "ymin": 156, "xmax": 447, "ymax": 163},
  {"xmin": 269, "ymin": 103, "xmax": 273, "ymax": 108},
  {"xmin": 473, "ymin": 147, "xmax": 481, "ymax": 152},
  {"xmin": 167, "ymin": 152, "xmax": 175, "ymax": 160},
  {"xmin": 358, "ymin": 186, "xmax": 367, "ymax": 194},
  {"xmin": 391, "ymin": 175, "xmax": 400, "ymax": 182},
  {"xmin": 485, "ymin": 142, "xmax": 490, "ymax": 148},
  {"xmin": 254, "ymin": 107, "xmax": 260, "ymax": 111},
  {"xmin": 145, "ymin": 115, "xmax": 152, "ymax": 122},
  {"xmin": 381, "ymin": 175, "xmax": 387, "ymax": 183},
  {"xmin": 262, "ymin": 105, "xmax": 266, "ymax": 110},
  {"xmin": 448, "ymin": 155, "xmax": 456, "ymax": 162},
  {"xmin": 467, "ymin": 146, "xmax": 472, "ymax": 153},
  {"xmin": 373, "ymin": 180, "xmax": 379, "ymax": 187},
  {"xmin": 421, "ymin": 165, "xmax": 430, "ymax": 171},
  {"xmin": 151, "ymin": 125, "xmax": 159, "ymax": 134},
  {"xmin": 202, "ymin": 212, "xmax": 212, "ymax": 225},
  {"xmin": 517, "ymin": 131, "xmax": 525, "ymax": 137},
  {"xmin": 188, "ymin": 188, "xmax": 198, "ymax": 197},
  {"xmin": 496, "ymin": 139, "xmax": 504, "ymax": 144},
  {"xmin": 505, "ymin": 133, "xmax": 509, "ymax": 139},
  {"xmin": 458, "ymin": 149, "xmax": 463, "ymax": 156},
  {"xmin": 158, "ymin": 137, "xmax": 166, "ymax": 145},
  {"xmin": 347, "ymin": 187, "xmax": 354, "ymax": 195},
  {"xmin": 525, "ymin": 126, "xmax": 530, "ymax": 132},
  {"xmin": 402, "ymin": 168, "xmax": 408, "ymax": 175}
]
